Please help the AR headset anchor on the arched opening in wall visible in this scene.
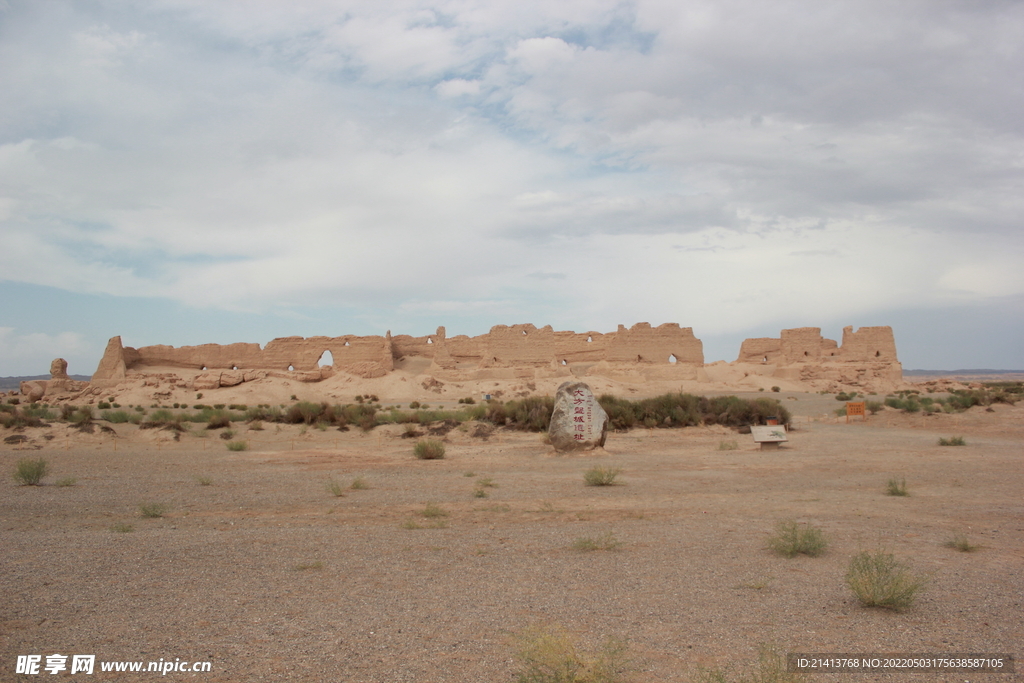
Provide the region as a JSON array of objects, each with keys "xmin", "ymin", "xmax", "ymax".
[
  {"xmin": 668, "ymin": 354, "xmax": 677, "ymax": 364},
  {"xmin": 201, "ymin": 366, "xmax": 207, "ymax": 371},
  {"xmin": 763, "ymin": 357, "xmax": 768, "ymax": 363},
  {"xmin": 561, "ymin": 359, "xmax": 567, "ymax": 366},
  {"xmin": 344, "ymin": 341, "xmax": 350, "ymax": 347},
  {"xmin": 427, "ymin": 338, "xmax": 433, "ymax": 345},
  {"xmin": 318, "ymin": 350, "xmax": 334, "ymax": 367},
  {"xmin": 232, "ymin": 365, "xmax": 238, "ymax": 370},
  {"xmin": 288, "ymin": 365, "xmax": 294, "ymax": 372},
  {"xmin": 522, "ymin": 330, "xmax": 527, "ymax": 335},
  {"xmin": 587, "ymin": 336, "xmax": 592, "ymax": 343}
]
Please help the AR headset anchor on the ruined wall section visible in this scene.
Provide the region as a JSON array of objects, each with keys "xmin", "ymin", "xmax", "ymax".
[
  {"xmin": 479, "ymin": 324, "xmax": 557, "ymax": 367},
  {"xmin": 737, "ymin": 338, "xmax": 783, "ymax": 363},
  {"xmin": 735, "ymin": 326, "xmax": 902, "ymax": 391},
  {"xmin": 606, "ymin": 323, "xmax": 704, "ymax": 364},
  {"xmin": 838, "ymin": 326, "xmax": 898, "ymax": 361}
]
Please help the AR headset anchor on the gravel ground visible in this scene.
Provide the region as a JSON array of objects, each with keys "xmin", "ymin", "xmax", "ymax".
[{"xmin": 2, "ymin": 400, "xmax": 1022, "ymax": 682}]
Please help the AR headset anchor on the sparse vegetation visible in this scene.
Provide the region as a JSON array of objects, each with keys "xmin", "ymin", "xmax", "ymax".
[
  {"xmin": 226, "ymin": 441, "xmax": 248, "ymax": 451},
  {"xmin": 571, "ymin": 531, "xmax": 621, "ymax": 552},
  {"xmin": 139, "ymin": 503, "xmax": 169, "ymax": 518},
  {"xmin": 195, "ymin": 475, "xmax": 213, "ymax": 486},
  {"xmin": 938, "ymin": 435, "xmax": 966, "ymax": 446},
  {"xmin": 326, "ymin": 479, "xmax": 346, "ymax": 497},
  {"xmin": 771, "ymin": 386, "xmax": 780, "ymax": 393},
  {"xmin": 865, "ymin": 400, "xmax": 884, "ymax": 414},
  {"xmin": 512, "ymin": 624, "xmax": 631, "ymax": 683},
  {"xmin": 691, "ymin": 644, "xmax": 804, "ymax": 683},
  {"xmin": 766, "ymin": 520, "xmax": 828, "ymax": 558},
  {"xmin": 110, "ymin": 523, "xmax": 134, "ymax": 533},
  {"xmin": 886, "ymin": 477, "xmax": 908, "ymax": 496},
  {"xmin": 414, "ymin": 439, "xmax": 446, "ymax": 460},
  {"xmin": 943, "ymin": 532, "xmax": 978, "ymax": 552},
  {"xmin": 583, "ymin": 466, "xmax": 620, "ymax": 486},
  {"xmin": 350, "ymin": 477, "xmax": 369, "ymax": 490},
  {"xmin": 55, "ymin": 477, "xmax": 78, "ymax": 487},
  {"xmin": 421, "ymin": 502, "xmax": 449, "ymax": 518},
  {"xmin": 293, "ymin": 561, "xmax": 324, "ymax": 571},
  {"xmin": 718, "ymin": 440, "xmax": 739, "ymax": 451},
  {"xmin": 845, "ymin": 550, "xmax": 926, "ymax": 611},
  {"xmin": 13, "ymin": 458, "xmax": 49, "ymax": 486}
]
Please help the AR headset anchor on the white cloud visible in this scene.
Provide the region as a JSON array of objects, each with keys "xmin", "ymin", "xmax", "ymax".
[{"xmin": 0, "ymin": 0, "xmax": 1022, "ymax": 369}]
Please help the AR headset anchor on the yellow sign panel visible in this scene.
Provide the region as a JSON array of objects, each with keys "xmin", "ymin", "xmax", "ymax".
[{"xmin": 846, "ymin": 401, "xmax": 866, "ymax": 422}]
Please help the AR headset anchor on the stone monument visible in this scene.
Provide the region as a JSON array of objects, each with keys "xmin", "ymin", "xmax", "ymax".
[{"xmin": 548, "ymin": 380, "xmax": 609, "ymax": 452}]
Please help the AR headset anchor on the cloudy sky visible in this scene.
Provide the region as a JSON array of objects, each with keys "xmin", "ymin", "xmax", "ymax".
[{"xmin": 1, "ymin": 0, "xmax": 1022, "ymax": 376}]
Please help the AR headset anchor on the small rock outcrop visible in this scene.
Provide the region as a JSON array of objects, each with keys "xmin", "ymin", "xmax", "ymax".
[{"xmin": 548, "ymin": 381, "xmax": 608, "ymax": 452}]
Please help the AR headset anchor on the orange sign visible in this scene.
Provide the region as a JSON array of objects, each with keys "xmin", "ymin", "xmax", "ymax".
[{"xmin": 846, "ymin": 401, "xmax": 866, "ymax": 423}]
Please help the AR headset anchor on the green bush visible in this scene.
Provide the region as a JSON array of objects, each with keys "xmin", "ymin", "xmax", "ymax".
[
  {"xmin": 414, "ymin": 439, "xmax": 446, "ymax": 460},
  {"xmin": 886, "ymin": 477, "xmax": 908, "ymax": 496},
  {"xmin": 226, "ymin": 441, "xmax": 248, "ymax": 451},
  {"xmin": 102, "ymin": 410, "xmax": 132, "ymax": 423},
  {"xmin": 571, "ymin": 531, "xmax": 621, "ymax": 552},
  {"xmin": 583, "ymin": 466, "xmax": 620, "ymax": 486},
  {"xmin": 766, "ymin": 520, "xmax": 828, "ymax": 558},
  {"xmin": 938, "ymin": 436, "xmax": 966, "ymax": 446},
  {"xmin": 139, "ymin": 503, "xmax": 169, "ymax": 518},
  {"xmin": 513, "ymin": 624, "xmax": 631, "ymax": 683},
  {"xmin": 14, "ymin": 458, "xmax": 49, "ymax": 485},
  {"xmin": 846, "ymin": 550, "xmax": 926, "ymax": 611}
]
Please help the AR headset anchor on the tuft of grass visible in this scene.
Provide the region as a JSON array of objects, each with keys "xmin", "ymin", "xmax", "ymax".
[
  {"xmin": 845, "ymin": 550, "xmax": 926, "ymax": 611},
  {"xmin": 571, "ymin": 531, "xmax": 621, "ymax": 552},
  {"xmin": 938, "ymin": 435, "xmax": 966, "ymax": 446},
  {"xmin": 473, "ymin": 487, "xmax": 488, "ymax": 498},
  {"xmin": 718, "ymin": 440, "xmax": 739, "ymax": 451},
  {"xmin": 943, "ymin": 531, "xmax": 978, "ymax": 552},
  {"xmin": 139, "ymin": 503, "xmax": 169, "ymax": 518},
  {"xmin": 513, "ymin": 624, "xmax": 631, "ymax": 683},
  {"xmin": 583, "ymin": 466, "xmax": 621, "ymax": 487},
  {"xmin": 13, "ymin": 458, "xmax": 49, "ymax": 486},
  {"xmin": 350, "ymin": 476, "xmax": 369, "ymax": 490},
  {"xmin": 766, "ymin": 520, "xmax": 828, "ymax": 558},
  {"xmin": 885, "ymin": 477, "xmax": 908, "ymax": 496},
  {"xmin": 293, "ymin": 561, "xmax": 324, "ymax": 571},
  {"xmin": 414, "ymin": 439, "xmax": 446, "ymax": 460},
  {"xmin": 195, "ymin": 475, "xmax": 213, "ymax": 486},
  {"xmin": 692, "ymin": 644, "xmax": 804, "ymax": 683},
  {"xmin": 421, "ymin": 502, "xmax": 449, "ymax": 519},
  {"xmin": 55, "ymin": 477, "xmax": 78, "ymax": 487},
  {"xmin": 325, "ymin": 479, "xmax": 346, "ymax": 497},
  {"xmin": 110, "ymin": 523, "xmax": 134, "ymax": 533},
  {"xmin": 226, "ymin": 440, "xmax": 248, "ymax": 451},
  {"xmin": 477, "ymin": 477, "xmax": 497, "ymax": 488}
]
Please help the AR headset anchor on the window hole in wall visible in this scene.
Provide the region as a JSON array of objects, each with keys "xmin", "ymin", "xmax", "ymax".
[
  {"xmin": 586, "ymin": 336, "xmax": 592, "ymax": 342},
  {"xmin": 288, "ymin": 365, "xmax": 294, "ymax": 372},
  {"xmin": 232, "ymin": 365, "xmax": 238, "ymax": 370},
  {"xmin": 427, "ymin": 338, "xmax": 433, "ymax": 345},
  {"xmin": 344, "ymin": 341, "xmax": 350, "ymax": 347},
  {"xmin": 668, "ymin": 354, "xmax": 677, "ymax": 364},
  {"xmin": 318, "ymin": 350, "xmax": 334, "ymax": 367},
  {"xmin": 561, "ymin": 359, "xmax": 567, "ymax": 366}
]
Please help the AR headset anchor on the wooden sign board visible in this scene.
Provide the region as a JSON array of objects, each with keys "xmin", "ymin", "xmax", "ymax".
[{"xmin": 846, "ymin": 401, "xmax": 866, "ymax": 423}]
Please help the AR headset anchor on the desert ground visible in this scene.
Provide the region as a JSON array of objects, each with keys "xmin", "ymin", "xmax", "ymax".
[{"xmin": 2, "ymin": 392, "xmax": 1022, "ymax": 682}]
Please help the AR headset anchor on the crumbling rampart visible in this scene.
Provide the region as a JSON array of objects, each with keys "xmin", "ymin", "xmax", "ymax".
[{"xmin": 54, "ymin": 323, "xmax": 900, "ymax": 396}]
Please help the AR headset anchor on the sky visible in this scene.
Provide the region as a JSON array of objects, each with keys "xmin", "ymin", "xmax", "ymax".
[{"xmin": 1, "ymin": 0, "xmax": 1022, "ymax": 377}]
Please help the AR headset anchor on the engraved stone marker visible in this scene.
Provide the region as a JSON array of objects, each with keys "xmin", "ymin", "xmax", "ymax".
[{"xmin": 548, "ymin": 381, "xmax": 609, "ymax": 452}]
